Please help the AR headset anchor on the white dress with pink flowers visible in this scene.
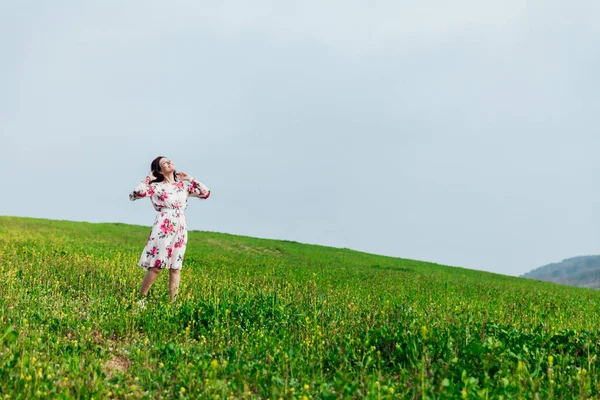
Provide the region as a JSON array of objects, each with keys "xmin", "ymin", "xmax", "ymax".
[{"xmin": 129, "ymin": 177, "xmax": 211, "ymax": 270}]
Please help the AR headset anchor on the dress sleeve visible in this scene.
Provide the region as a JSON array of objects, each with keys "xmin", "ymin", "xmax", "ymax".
[
  {"xmin": 129, "ymin": 177, "xmax": 154, "ymax": 201},
  {"xmin": 188, "ymin": 179, "xmax": 211, "ymax": 199}
]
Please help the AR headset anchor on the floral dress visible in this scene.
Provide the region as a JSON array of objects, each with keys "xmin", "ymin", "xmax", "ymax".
[{"xmin": 129, "ymin": 177, "xmax": 211, "ymax": 270}]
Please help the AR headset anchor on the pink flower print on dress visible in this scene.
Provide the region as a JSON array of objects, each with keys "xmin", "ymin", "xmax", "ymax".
[
  {"xmin": 160, "ymin": 219, "xmax": 174, "ymax": 235},
  {"xmin": 158, "ymin": 191, "xmax": 169, "ymax": 201},
  {"xmin": 174, "ymin": 201, "xmax": 181, "ymax": 209},
  {"xmin": 178, "ymin": 225, "xmax": 184, "ymax": 232},
  {"xmin": 167, "ymin": 247, "xmax": 173, "ymax": 258},
  {"xmin": 148, "ymin": 186, "xmax": 155, "ymax": 196},
  {"xmin": 174, "ymin": 236, "xmax": 185, "ymax": 249},
  {"xmin": 150, "ymin": 246, "xmax": 158, "ymax": 256},
  {"xmin": 154, "ymin": 259, "xmax": 162, "ymax": 268},
  {"xmin": 175, "ymin": 182, "xmax": 184, "ymax": 190}
]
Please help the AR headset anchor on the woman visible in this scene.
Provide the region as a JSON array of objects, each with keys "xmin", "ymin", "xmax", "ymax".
[{"xmin": 129, "ymin": 156, "xmax": 211, "ymax": 303}]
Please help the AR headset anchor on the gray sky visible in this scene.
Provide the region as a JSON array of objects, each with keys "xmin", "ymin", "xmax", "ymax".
[{"xmin": 2, "ymin": 1, "xmax": 599, "ymax": 276}]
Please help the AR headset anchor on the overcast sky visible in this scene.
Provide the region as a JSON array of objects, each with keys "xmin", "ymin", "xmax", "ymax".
[{"xmin": 2, "ymin": 1, "xmax": 599, "ymax": 276}]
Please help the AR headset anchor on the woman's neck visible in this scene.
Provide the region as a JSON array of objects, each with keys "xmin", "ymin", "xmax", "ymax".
[{"xmin": 163, "ymin": 172, "xmax": 175, "ymax": 183}]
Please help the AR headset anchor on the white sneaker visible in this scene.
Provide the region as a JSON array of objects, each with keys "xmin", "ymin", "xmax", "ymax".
[{"xmin": 138, "ymin": 299, "xmax": 148, "ymax": 309}]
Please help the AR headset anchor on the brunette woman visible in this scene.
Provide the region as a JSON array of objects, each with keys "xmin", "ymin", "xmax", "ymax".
[{"xmin": 129, "ymin": 156, "xmax": 210, "ymax": 303}]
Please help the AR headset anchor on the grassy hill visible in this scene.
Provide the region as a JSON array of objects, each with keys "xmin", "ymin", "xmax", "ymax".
[
  {"xmin": 522, "ymin": 255, "xmax": 600, "ymax": 289},
  {"xmin": 1, "ymin": 216, "xmax": 600, "ymax": 398}
]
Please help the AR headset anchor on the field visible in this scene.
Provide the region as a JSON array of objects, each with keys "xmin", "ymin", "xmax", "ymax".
[{"xmin": 1, "ymin": 216, "xmax": 600, "ymax": 399}]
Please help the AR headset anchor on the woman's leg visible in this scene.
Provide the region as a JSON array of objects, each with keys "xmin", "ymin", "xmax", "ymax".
[
  {"xmin": 169, "ymin": 269, "xmax": 181, "ymax": 302},
  {"xmin": 140, "ymin": 267, "xmax": 162, "ymax": 296}
]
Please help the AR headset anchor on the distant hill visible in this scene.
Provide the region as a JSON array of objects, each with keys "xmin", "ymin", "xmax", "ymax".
[{"xmin": 522, "ymin": 255, "xmax": 600, "ymax": 289}]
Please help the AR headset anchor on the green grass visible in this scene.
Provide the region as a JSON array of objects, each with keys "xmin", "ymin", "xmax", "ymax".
[{"xmin": 1, "ymin": 215, "xmax": 600, "ymax": 399}]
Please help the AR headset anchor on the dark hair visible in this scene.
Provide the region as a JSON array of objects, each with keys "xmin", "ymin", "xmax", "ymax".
[{"xmin": 150, "ymin": 156, "xmax": 178, "ymax": 183}]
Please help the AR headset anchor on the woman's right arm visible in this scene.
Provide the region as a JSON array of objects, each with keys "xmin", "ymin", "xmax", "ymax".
[{"xmin": 129, "ymin": 176, "xmax": 154, "ymax": 201}]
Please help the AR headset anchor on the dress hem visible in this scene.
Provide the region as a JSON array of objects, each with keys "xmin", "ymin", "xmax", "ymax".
[{"xmin": 138, "ymin": 263, "xmax": 183, "ymax": 271}]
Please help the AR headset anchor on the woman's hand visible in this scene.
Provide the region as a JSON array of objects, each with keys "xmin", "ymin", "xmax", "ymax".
[{"xmin": 177, "ymin": 172, "xmax": 194, "ymax": 182}]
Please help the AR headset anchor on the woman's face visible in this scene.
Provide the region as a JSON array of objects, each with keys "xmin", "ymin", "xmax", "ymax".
[{"xmin": 159, "ymin": 158, "xmax": 176, "ymax": 174}]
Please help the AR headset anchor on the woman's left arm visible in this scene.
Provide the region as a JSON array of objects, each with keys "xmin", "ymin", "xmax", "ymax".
[
  {"xmin": 178, "ymin": 172, "xmax": 211, "ymax": 199},
  {"xmin": 189, "ymin": 179, "xmax": 211, "ymax": 199}
]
